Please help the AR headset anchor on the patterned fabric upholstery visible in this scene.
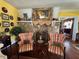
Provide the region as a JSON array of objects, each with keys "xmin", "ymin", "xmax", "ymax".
[
  {"xmin": 18, "ymin": 32, "xmax": 64, "ymax": 55},
  {"xmin": 18, "ymin": 32, "xmax": 33, "ymax": 45}
]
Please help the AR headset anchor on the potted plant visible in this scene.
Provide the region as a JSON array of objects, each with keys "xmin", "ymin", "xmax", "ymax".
[
  {"xmin": 10, "ymin": 26, "xmax": 23, "ymax": 36},
  {"xmin": 18, "ymin": 23, "xmax": 33, "ymax": 33},
  {"xmin": 10, "ymin": 26, "xmax": 24, "ymax": 42}
]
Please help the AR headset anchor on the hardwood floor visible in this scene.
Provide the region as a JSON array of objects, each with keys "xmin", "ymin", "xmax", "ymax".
[
  {"xmin": 19, "ymin": 51, "xmax": 62, "ymax": 59},
  {"xmin": 64, "ymin": 40, "xmax": 79, "ymax": 59},
  {"xmin": 19, "ymin": 40, "xmax": 79, "ymax": 59},
  {"xmin": 2, "ymin": 40, "xmax": 79, "ymax": 59}
]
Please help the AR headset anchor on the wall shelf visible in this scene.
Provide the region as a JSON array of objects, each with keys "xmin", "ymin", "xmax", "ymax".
[{"xmin": 17, "ymin": 21, "xmax": 32, "ymax": 23}]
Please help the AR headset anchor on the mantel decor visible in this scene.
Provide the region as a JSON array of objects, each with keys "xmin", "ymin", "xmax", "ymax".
[{"xmin": 32, "ymin": 8, "xmax": 52, "ymax": 21}]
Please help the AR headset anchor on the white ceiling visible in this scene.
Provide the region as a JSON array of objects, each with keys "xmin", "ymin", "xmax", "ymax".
[{"xmin": 5, "ymin": 0, "xmax": 79, "ymax": 9}]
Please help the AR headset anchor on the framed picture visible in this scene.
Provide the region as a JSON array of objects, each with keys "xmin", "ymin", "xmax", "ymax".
[
  {"xmin": 0, "ymin": 23, "xmax": 1, "ymax": 26},
  {"xmin": 2, "ymin": 21, "xmax": 10, "ymax": 27},
  {"xmin": 2, "ymin": 7, "xmax": 8, "ymax": 13},
  {"xmin": 52, "ymin": 21, "xmax": 61, "ymax": 33},
  {"xmin": 10, "ymin": 15, "xmax": 13, "ymax": 20},
  {"xmin": 1, "ymin": 13, "xmax": 9, "ymax": 20},
  {"xmin": 32, "ymin": 8, "xmax": 52, "ymax": 21},
  {"xmin": 10, "ymin": 22, "xmax": 14, "ymax": 26},
  {"xmin": 4, "ymin": 28, "xmax": 10, "ymax": 32}
]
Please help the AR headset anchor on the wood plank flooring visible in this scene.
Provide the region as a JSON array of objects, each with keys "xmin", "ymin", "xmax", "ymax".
[
  {"xmin": 3, "ymin": 40, "xmax": 79, "ymax": 59},
  {"xmin": 64, "ymin": 40, "xmax": 79, "ymax": 59},
  {"xmin": 19, "ymin": 40, "xmax": 79, "ymax": 59}
]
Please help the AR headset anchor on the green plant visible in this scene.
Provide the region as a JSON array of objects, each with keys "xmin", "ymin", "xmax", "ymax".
[
  {"xmin": 10, "ymin": 26, "xmax": 23, "ymax": 36},
  {"xmin": 18, "ymin": 23, "xmax": 33, "ymax": 32},
  {"xmin": 0, "ymin": 32, "xmax": 5, "ymax": 36}
]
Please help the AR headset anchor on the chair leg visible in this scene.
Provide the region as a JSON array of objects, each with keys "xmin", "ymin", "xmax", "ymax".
[{"xmin": 64, "ymin": 47, "xmax": 66, "ymax": 59}]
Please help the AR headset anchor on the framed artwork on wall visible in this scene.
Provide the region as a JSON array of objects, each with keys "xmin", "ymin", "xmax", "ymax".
[
  {"xmin": 32, "ymin": 8, "xmax": 52, "ymax": 21},
  {"xmin": 10, "ymin": 15, "xmax": 13, "ymax": 20},
  {"xmin": 52, "ymin": 21, "xmax": 61, "ymax": 33},
  {"xmin": 1, "ymin": 13, "xmax": 9, "ymax": 20},
  {"xmin": 2, "ymin": 7, "xmax": 8, "ymax": 13},
  {"xmin": 0, "ymin": 23, "xmax": 1, "ymax": 26},
  {"xmin": 10, "ymin": 22, "xmax": 14, "ymax": 26},
  {"xmin": 2, "ymin": 21, "xmax": 10, "ymax": 27},
  {"xmin": 4, "ymin": 28, "xmax": 10, "ymax": 32}
]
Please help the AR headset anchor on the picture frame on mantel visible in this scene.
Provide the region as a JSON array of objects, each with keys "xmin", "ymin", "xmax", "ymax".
[{"xmin": 32, "ymin": 8, "xmax": 52, "ymax": 21}]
